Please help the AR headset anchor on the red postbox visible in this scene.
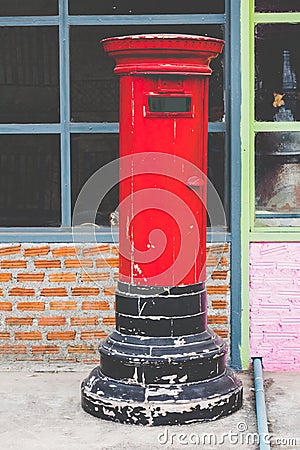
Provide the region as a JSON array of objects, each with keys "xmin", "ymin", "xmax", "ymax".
[
  {"xmin": 82, "ymin": 34, "xmax": 242, "ymax": 426},
  {"xmin": 108, "ymin": 34, "xmax": 220, "ymax": 287}
]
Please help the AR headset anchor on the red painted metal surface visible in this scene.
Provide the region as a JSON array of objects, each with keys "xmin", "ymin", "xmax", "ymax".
[{"xmin": 102, "ymin": 34, "xmax": 224, "ymax": 286}]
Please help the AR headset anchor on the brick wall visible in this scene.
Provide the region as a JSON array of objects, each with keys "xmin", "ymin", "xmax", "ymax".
[
  {"xmin": 250, "ymin": 242, "xmax": 300, "ymax": 371},
  {"xmin": 0, "ymin": 242, "xmax": 230, "ymax": 364}
]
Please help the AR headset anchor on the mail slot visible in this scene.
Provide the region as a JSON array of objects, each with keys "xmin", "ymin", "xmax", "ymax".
[{"xmin": 147, "ymin": 95, "xmax": 192, "ymax": 113}]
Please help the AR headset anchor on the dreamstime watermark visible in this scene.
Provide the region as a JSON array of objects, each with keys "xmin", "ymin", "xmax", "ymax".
[
  {"xmin": 157, "ymin": 422, "xmax": 298, "ymax": 447},
  {"xmin": 72, "ymin": 152, "xmax": 227, "ymax": 289}
]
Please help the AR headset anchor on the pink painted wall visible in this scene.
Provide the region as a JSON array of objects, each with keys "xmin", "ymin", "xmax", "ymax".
[{"xmin": 250, "ymin": 242, "xmax": 300, "ymax": 371}]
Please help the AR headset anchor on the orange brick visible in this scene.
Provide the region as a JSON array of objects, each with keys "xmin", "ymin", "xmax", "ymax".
[
  {"xmin": 17, "ymin": 302, "xmax": 45, "ymax": 311},
  {"xmin": 113, "ymin": 272, "xmax": 119, "ymax": 281},
  {"xmin": 50, "ymin": 301, "xmax": 77, "ymax": 311},
  {"xmin": 41, "ymin": 288, "xmax": 68, "ymax": 297},
  {"xmin": 211, "ymin": 271, "xmax": 228, "ymax": 280},
  {"xmin": 24, "ymin": 246, "xmax": 50, "ymax": 257},
  {"xmin": 206, "ymin": 244, "xmax": 229, "ymax": 254},
  {"xmin": 102, "ymin": 317, "xmax": 116, "ymax": 326},
  {"xmin": 0, "ymin": 302, "xmax": 12, "ymax": 311},
  {"xmin": 0, "ymin": 273, "xmax": 12, "ymax": 282},
  {"xmin": 38, "ymin": 317, "xmax": 66, "ymax": 326},
  {"xmin": 34, "ymin": 260, "xmax": 61, "ymax": 268},
  {"xmin": 47, "ymin": 331, "xmax": 76, "ymax": 340},
  {"xmin": 81, "ymin": 272, "xmax": 110, "ymax": 282},
  {"xmin": 15, "ymin": 331, "xmax": 42, "ymax": 340},
  {"xmin": 1, "ymin": 260, "xmax": 26, "ymax": 269},
  {"xmin": 9, "ymin": 288, "xmax": 35, "ymax": 296},
  {"xmin": 0, "ymin": 245, "xmax": 21, "ymax": 256},
  {"xmin": 81, "ymin": 331, "xmax": 108, "ymax": 340},
  {"xmin": 65, "ymin": 259, "xmax": 93, "ymax": 268},
  {"xmin": 212, "ymin": 300, "xmax": 227, "ymax": 309},
  {"xmin": 206, "ymin": 257, "xmax": 219, "ymax": 267},
  {"xmin": 82, "ymin": 301, "xmax": 110, "ymax": 311},
  {"xmin": 70, "ymin": 317, "xmax": 98, "ymax": 326},
  {"xmin": 82, "ymin": 245, "xmax": 110, "ymax": 256},
  {"xmin": 214, "ymin": 329, "xmax": 228, "ymax": 339},
  {"xmin": 207, "ymin": 315, "xmax": 228, "ymax": 325},
  {"xmin": 82, "ymin": 359, "xmax": 99, "ymax": 364},
  {"xmin": 52, "ymin": 247, "xmax": 77, "ymax": 257},
  {"xmin": 0, "ymin": 332, "xmax": 10, "ymax": 340},
  {"xmin": 96, "ymin": 258, "xmax": 119, "ymax": 268},
  {"xmin": 49, "ymin": 357, "xmax": 77, "ymax": 363},
  {"xmin": 0, "ymin": 345, "xmax": 26, "ymax": 354},
  {"xmin": 0, "ymin": 288, "xmax": 3, "ymax": 296},
  {"xmin": 32, "ymin": 346, "xmax": 60, "ymax": 354},
  {"xmin": 220, "ymin": 256, "xmax": 228, "ymax": 266},
  {"xmin": 104, "ymin": 286, "xmax": 116, "ymax": 296},
  {"xmin": 17, "ymin": 273, "xmax": 45, "ymax": 282},
  {"xmin": 6, "ymin": 317, "xmax": 33, "ymax": 326},
  {"xmin": 111, "ymin": 246, "xmax": 119, "ymax": 255},
  {"xmin": 49, "ymin": 273, "xmax": 77, "ymax": 282},
  {"xmin": 207, "ymin": 286, "xmax": 229, "ymax": 295},
  {"xmin": 68, "ymin": 346, "xmax": 96, "ymax": 354},
  {"xmin": 72, "ymin": 287, "xmax": 99, "ymax": 296}
]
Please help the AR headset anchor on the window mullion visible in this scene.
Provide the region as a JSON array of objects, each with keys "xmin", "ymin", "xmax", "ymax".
[
  {"xmin": 59, "ymin": 0, "xmax": 71, "ymax": 227},
  {"xmin": 68, "ymin": 14, "xmax": 226, "ymax": 26}
]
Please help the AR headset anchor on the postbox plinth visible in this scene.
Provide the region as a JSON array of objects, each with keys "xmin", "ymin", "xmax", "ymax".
[
  {"xmin": 81, "ymin": 34, "xmax": 242, "ymax": 425},
  {"xmin": 82, "ymin": 282, "xmax": 242, "ymax": 425}
]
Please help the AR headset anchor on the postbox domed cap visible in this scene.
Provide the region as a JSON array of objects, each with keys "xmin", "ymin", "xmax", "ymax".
[{"xmin": 101, "ymin": 33, "xmax": 224, "ymax": 76}]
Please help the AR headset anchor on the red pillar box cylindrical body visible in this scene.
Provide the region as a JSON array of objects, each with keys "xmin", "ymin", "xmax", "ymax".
[
  {"xmin": 81, "ymin": 35, "xmax": 242, "ymax": 426},
  {"xmin": 112, "ymin": 35, "xmax": 216, "ymax": 287}
]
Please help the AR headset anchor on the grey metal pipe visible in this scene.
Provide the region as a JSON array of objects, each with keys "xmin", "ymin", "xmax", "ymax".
[{"xmin": 253, "ymin": 357, "xmax": 271, "ymax": 450}]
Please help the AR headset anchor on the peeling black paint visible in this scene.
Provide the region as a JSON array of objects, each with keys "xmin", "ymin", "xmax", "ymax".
[
  {"xmin": 116, "ymin": 290, "xmax": 206, "ymax": 317},
  {"xmin": 81, "ymin": 366, "xmax": 242, "ymax": 426},
  {"xmin": 81, "ymin": 282, "xmax": 243, "ymax": 425}
]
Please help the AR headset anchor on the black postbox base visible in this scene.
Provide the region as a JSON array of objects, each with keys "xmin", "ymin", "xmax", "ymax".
[{"xmin": 81, "ymin": 282, "xmax": 243, "ymax": 425}]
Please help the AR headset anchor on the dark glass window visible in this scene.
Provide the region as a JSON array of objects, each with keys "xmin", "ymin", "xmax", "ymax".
[
  {"xmin": 255, "ymin": 24, "xmax": 300, "ymax": 122},
  {"xmin": 255, "ymin": 1, "xmax": 300, "ymax": 12},
  {"xmin": 208, "ymin": 133, "xmax": 227, "ymax": 225},
  {"xmin": 255, "ymin": 132, "xmax": 300, "ymax": 226},
  {"xmin": 0, "ymin": 135, "xmax": 61, "ymax": 227},
  {"xmin": 0, "ymin": 27, "xmax": 59, "ymax": 123},
  {"xmin": 70, "ymin": 25, "xmax": 224, "ymax": 123},
  {"xmin": 71, "ymin": 134, "xmax": 119, "ymax": 227},
  {"xmin": 69, "ymin": 0, "xmax": 224, "ymax": 15},
  {"xmin": 0, "ymin": 0, "xmax": 57, "ymax": 16}
]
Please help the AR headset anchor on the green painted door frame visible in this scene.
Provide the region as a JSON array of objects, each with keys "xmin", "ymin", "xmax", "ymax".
[{"xmin": 240, "ymin": 0, "xmax": 300, "ymax": 369}]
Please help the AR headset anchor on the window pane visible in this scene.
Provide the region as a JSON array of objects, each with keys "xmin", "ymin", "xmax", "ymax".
[
  {"xmin": 0, "ymin": 135, "xmax": 61, "ymax": 227},
  {"xmin": 70, "ymin": 25, "xmax": 224, "ymax": 123},
  {"xmin": 69, "ymin": 0, "xmax": 224, "ymax": 15},
  {"xmin": 0, "ymin": 0, "xmax": 57, "ymax": 15},
  {"xmin": 208, "ymin": 133, "xmax": 228, "ymax": 227},
  {"xmin": 71, "ymin": 134, "xmax": 119, "ymax": 227},
  {"xmin": 0, "ymin": 27, "xmax": 59, "ymax": 123},
  {"xmin": 255, "ymin": 1, "xmax": 300, "ymax": 12},
  {"xmin": 255, "ymin": 24, "xmax": 300, "ymax": 121},
  {"xmin": 255, "ymin": 132, "xmax": 300, "ymax": 226}
]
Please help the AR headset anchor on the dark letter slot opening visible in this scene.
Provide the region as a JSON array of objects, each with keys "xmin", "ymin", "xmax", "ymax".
[{"xmin": 148, "ymin": 96, "xmax": 191, "ymax": 113}]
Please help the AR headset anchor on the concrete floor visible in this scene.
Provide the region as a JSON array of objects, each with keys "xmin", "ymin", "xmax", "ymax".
[
  {"xmin": 0, "ymin": 367, "xmax": 298, "ymax": 450},
  {"xmin": 264, "ymin": 371, "xmax": 300, "ymax": 449}
]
